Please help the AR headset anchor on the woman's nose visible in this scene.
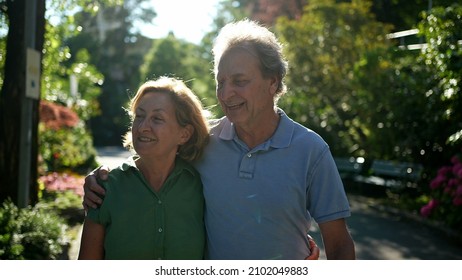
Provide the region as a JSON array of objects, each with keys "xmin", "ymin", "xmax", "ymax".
[{"xmin": 137, "ymin": 118, "xmax": 150, "ymax": 131}]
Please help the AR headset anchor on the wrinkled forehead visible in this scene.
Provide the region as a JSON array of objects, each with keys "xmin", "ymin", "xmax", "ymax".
[{"xmin": 216, "ymin": 46, "xmax": 261, "ymax": 77}]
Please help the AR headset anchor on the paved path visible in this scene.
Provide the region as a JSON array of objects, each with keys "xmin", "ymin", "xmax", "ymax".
[
  {"xmin": 95, "ymin": 146, "xmax": 133, "ymax": 168},
  {"xmin": 310, "ymin": 194, "xmax": 462, "ymax": 259},
  {"xmin": 77, "ymin": 146, "xmax": 462, "ymax": 260}
]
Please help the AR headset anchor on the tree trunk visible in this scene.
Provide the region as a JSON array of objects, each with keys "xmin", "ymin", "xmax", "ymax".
[{"xmin": 0, "ymin": 0, "xmax": 45, "ymax": 205}]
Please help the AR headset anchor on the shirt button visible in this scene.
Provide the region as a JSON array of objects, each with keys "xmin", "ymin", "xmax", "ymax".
[
  {"xmin": 158, "ymin": 200, "xmax": 162, "ymax": 204},
  {"xmin": 158, "ymin": 228, "xmax": 163, "ymax": 233},
  {"xmin": 247, "ymin": 153, "xmax": 252, "ymax": 158}
]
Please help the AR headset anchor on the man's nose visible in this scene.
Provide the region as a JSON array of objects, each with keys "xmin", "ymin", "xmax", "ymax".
[{"xmin": 217, "ymin": 83, "xmax": 235, "ymax": 100}]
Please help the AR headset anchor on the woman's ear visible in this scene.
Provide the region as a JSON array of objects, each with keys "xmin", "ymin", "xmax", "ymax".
[{"xmin": 179, "ymin": 124, "xmax": 194, "ymax": 145}]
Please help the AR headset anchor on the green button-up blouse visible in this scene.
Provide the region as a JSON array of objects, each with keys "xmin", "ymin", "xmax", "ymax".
[{"xmin": 87, "ymin": 156, "xmax": 205, "ymax": 260}]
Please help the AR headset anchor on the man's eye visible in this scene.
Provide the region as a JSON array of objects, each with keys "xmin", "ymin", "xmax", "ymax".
[{"xmin": 235, "ymin": 80, "xmax": 247, "ymax": 86}]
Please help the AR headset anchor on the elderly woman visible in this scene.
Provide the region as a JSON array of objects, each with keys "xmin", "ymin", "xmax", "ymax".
[{"xmin": 78, "ymin": 77, "xmax": 209, "ymax": 260}]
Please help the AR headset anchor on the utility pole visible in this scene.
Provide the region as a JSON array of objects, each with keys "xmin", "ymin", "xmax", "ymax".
[{"xmin": 18, "ymin": 0, "xmax": 40, "ymax": 208}]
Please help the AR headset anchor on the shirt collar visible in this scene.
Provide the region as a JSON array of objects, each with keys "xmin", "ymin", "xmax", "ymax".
[{"xmin": 218, "ymin": 108, "xmax": 294, "ymax": 149}]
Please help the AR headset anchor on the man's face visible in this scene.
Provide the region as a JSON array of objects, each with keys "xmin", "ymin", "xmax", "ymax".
[{"xmin": 215, "ymin": 48, "xmax": 277, "ymax": 127}]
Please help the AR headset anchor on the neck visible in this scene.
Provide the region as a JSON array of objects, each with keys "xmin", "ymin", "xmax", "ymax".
[
  {"xmin": 136, "ymin": 156, "xmax": 175, "ymax": 192},
  {"xmin": 235, "ymin": 110, "xmax": 280, "ymax": 149}
]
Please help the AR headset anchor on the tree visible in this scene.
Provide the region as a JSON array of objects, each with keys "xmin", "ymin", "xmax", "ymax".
[
  {"xmin": 348, "ymin": 3, "xmax": 461, "ymax": 174},
  {"xmin": 276, "ymin": 0, "xmax": 461, "ymax": 182},
  {"xmin": 415, "ymin": 4, "xmax": 462, "ymax": 167},
  {"xmin": 276, "ymin": 0, "xmax": 393, "ymax": 157},
  {"xmin": 42, "ymin": 21, "xmax": 104, "ymax": 122},
  {"xmin": 371, "ymin": 0, "xmax": 456, "ymax": 31}
]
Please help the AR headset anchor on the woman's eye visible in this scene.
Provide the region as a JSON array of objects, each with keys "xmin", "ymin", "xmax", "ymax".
[{"xmin": 235, "ymin": 80, "xmax": 247, "ymax": 86}]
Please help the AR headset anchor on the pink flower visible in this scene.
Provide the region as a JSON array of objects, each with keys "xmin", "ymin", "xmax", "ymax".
[
  {"xmin": 420, "ymin": 199, "xmax": 438, "ymax": 217},
  {"xmin": 452, "ymin": 196, "xmax": 462, "ymax": 206},
  {"xmin": 456, "ymin": 186, "xmax": 462, "ymax": 196},
  {"xmin": 428, "ymin": 199, "xmax": 439, "ymax": 208},
  {"xmin": 448, "ymin": 178, "xmax": 459, "ymax": 188},
  {"xmin": 437, "ymin": 166, "xmax": 452, "ymax": 176},
  {"xmin": 453, "ymin": 163, "xmax": 462, "ymax": 176},
  {"xmin": 430, "ymin": 175, "xmax": 446, "ymax": 189},
  {"xmin": 420, "ymin": 204, "xmax": 433, "ymax": 217},
  {"xmin": 38, "ymin": 172, "xmax": 84, "ymax": 197}
]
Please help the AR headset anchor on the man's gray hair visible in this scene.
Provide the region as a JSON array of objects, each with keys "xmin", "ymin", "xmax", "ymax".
[{"xmin": 212, "ymin": 19, "xmax": 289, "ymax": 102}]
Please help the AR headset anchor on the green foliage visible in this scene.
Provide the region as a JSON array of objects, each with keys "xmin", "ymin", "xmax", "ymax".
[
  {"xmin": 39, "ymin": 122, "xmax": 98, "ymax": 174},
  {"xmin": 42, "ymin": 22, "xmax": 103, "ymax": 122},
  {"xmin": 0, "ymin": 35, "xmax": 5, "ymax": 86},
  {"xmin": 276, "ymin": 0, "xmax": 461, "ymax": 178},
  {"xmin": 39, "ymin": 6, "xmax": 103, "ymax": 177},
  {"xmin": 352, "ymin": 49, "xmax": 433, "ymax": 162},
  {"xmin": 68, "ymin": 49, "xmax": 104, "ymax": 121},
  {"xmin": 418, "ymin": 3, "xmax": 462, "ymax": 147},
  {"xmin": 37, "ymin": 189, "xmax": 83, "ymax": 212},
  {"xmin": 140, "ymin": 35, "xmax": 196, "ymax": 81},
  {"xmin": 0, "ymin": 199, "xmax": 68, "ymax": 260},
  {"xmin": 276, "ymin": 0, "xmax": 393, "ymax": 157},
  {"xmin": 344, "ymin": 3, "xmax": 462, "ymax": 179},
  {"xmin": 370, "ymin": 0, "xmax": 456, "ymax": 31}
]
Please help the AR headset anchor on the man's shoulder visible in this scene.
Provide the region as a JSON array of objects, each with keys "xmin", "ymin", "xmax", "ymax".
[
  {"xmin": 208, "ymin": 116, "xmax": 227, "ymax": 133},
  {"xmin": 288, "ymin": 119, "xmax": 330, "ymax": 150}
]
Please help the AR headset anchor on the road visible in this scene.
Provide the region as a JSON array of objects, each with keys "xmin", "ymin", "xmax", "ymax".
[{"xmin": 94, "ymin": 146, "xmax": 462, "ymax": 260}]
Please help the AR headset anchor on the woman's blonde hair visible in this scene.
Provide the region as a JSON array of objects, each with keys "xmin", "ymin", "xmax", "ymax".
[{"xmin": 123, "ymin": 76, "xmax": 210, "ymax": 162}]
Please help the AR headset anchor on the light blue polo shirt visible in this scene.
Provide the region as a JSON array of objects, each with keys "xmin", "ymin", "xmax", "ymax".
[{"xmin": 195, "ymin": 109, "xmax": 350, "ymax": 260}]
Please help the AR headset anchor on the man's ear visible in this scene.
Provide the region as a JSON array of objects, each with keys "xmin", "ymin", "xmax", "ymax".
[
  {"xmin": 179, "ymin": 124, "xmax": 194, "ymax": 145},
  {"xmin": 269, "ymin": 75, "xmax": 279, "ymax": 96}
]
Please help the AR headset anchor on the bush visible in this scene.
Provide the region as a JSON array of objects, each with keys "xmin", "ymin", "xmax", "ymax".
[
  {"xmin": 420, "ymin": 152, "xmax": 462, "ymax": 232},
  {"xmin": 0, "ymin": 199, "xmax": 68, "ymax": 260},
  {"xmin": 39, "ymin": 122, "xmax": 99, "ymax": 174},
  {"xmin": 37, "ymin": 172, "xmax": 85, "ymax": 226}
]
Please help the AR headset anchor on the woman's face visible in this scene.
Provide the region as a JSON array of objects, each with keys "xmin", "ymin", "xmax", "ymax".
[{"xmin": 131, "ymin": 91, "xmax": 190, "ymax": 159}]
